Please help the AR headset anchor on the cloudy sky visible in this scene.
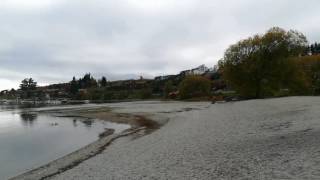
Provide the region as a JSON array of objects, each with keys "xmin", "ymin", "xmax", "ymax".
[{"xmin": 0, "ymin": 0, "xmax": 319, "ymax": 90}]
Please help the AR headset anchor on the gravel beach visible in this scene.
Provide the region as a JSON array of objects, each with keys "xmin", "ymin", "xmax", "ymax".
[{"xmin": 17, "ymin": 97, "xmax": 320, "ymax": 179}]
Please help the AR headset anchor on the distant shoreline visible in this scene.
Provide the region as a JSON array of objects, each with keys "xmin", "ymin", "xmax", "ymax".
[{"xmin": 0, "ymin": 99, "xmax": 165, "ymax": 107}]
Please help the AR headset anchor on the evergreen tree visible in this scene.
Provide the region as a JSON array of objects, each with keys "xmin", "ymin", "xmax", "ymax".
[
  {"xmin": 311, "ymin": 44, "xmax": 315, "ymax": 54},
  {"xmin": 309, "ymin": 42, "xmax": 320, "ymax": 55},
  {"xmin": 100, "ymin": 76, "xmax": 107, "ymax": 87},
  {"xmin": 70, "ymin": 76, "xmax": 79, "ymax": 95},
  {"xmin": 79, "ymin": 73, "xmax": 97, "ymax": 89},
  {"xmin": 316, "ymin": 42, "xmax": 320, "ymax": 54}
]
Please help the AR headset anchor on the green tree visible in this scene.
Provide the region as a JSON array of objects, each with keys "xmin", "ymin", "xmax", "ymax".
[
  {"xmin": 70, "ymin": 76, "xmax": 79, "ymax": 95},
  {"xmin": 163, "ymin": 80, "xmax": 174, "ymax": 98},
  {"xmin": 220, "ymin": 27, "xmax": 308, "ymax": 98},
  {"xmin": 19, "ymin": 78, "xmax": 37, "ymax": 98},
  {"xmin": 179, "ymin": 75, "xmax": 211, "ymax": 99},
  {"xmin": 297, "ymin": 55, "xmax": 320, "ymax": 94},
  {"xmin": 309, "ymin": 42, "xmax": 320, "ymax": 55},
  {"xmin": 139, "ymin": 88, "xmax": 152, "ymax": 99},
  {"xmin": 79, "ymin": 73, "xmax": 97, "ymax": 89},
  {"xmin": 19, "ymin": 78, "xmax": 37, "ymax": 91},
  {"xmin": 99, "ymin": 76, "xmax": 107, "ymax": 87}
]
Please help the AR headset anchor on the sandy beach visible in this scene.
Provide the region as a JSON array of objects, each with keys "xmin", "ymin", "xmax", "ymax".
[{"xmin": 11, "ymin": 97, "xmax": 320, "ymax": 179}]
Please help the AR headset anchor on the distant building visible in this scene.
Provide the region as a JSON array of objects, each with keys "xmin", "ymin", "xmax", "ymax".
[
  {"xmin": 155, "ymin": 75, "xmax": 175, "ymax": 81},
  {"xmin": 180, "ymin": 64, "xmax": 210, "ymax": 76},
  {"xmin": 108, "ymin": 79, "xmax": 152, "ymax": 90}
]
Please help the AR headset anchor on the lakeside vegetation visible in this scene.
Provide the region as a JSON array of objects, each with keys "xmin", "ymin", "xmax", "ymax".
[
  {"xmin": 219, "ymin": 27, "xmax": 320, "ymax": 99},
  {"xmin": 1, "ymin": 27, "xmax": 320, "ymax": 102}
]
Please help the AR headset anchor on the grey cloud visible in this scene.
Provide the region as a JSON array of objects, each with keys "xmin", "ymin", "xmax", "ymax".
[{"xmin": 0, "ymin": 0, "xmax": 319, "ymax": 90}]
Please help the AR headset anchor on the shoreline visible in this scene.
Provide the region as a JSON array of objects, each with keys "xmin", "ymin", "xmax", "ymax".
[
  {"xmin": 9, "ymin": 98, "xmax": 320, "ymax": 179},
  {"xmin": 45, "ymin": 98, "xmax": 320, "ymax": 179},
  {"xmin": 10, "ymin": 105, "xmax": 164, "ymax": 180}
]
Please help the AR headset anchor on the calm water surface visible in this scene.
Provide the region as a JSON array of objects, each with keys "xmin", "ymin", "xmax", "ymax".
[{"xmin": 0, "ymin": 104, "xmax": 129, "ymax": 179}]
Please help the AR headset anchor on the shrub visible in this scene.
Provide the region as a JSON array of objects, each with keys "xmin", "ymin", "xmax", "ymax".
[{"xmin": 179, "ymin": 75, "xmax": 211, "ymax": 99}]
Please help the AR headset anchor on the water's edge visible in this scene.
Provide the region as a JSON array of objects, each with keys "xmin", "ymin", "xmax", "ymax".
[
  {"xmin": 11, "ymin": 126, "xmax": 146, "ymax": 180},
  {"xmin": 9, "ymin": 107, "xmax": 163, "ymax": 180}
]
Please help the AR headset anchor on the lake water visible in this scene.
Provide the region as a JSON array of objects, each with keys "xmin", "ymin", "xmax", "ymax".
[{"xmin": 0, "ymin": 104, "xmax": 130, "ymax": 179}]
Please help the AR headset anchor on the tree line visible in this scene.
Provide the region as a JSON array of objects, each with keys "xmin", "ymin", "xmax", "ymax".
[
  {"xmin": 305, "ymin": 42, "xmax": 320, "ymax": 55},
  {"xmin": 69, "ymin": 73, "xmax": 107, "ymax": 95}
]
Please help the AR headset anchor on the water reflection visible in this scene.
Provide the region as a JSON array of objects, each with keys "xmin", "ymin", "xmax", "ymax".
[
  {"xmin": 81, "ymin": 119, "xmax": 94, "ymax": 127},
  {"xmin": 20, "ymin": 112, "xmax": 38, "ymax": 126},
  {"xmin": 0, "ymin": 103, "xmax": 44, "ymax": 111},
  {"xmin": 0, "ymin": 104, "xmax": 131, "ymax": 180},
  {"xmin": 73, "ymin": 119, "xmax": 78, "ymax": 127}
]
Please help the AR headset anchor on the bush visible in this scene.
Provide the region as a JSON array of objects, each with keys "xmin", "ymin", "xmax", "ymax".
[
  {"xmin": 163, "ymin": 80, "xmax": 174, "ymax": 98},
  {"xmin": 139, "ymin": 88, "xmax": 152, "ymax": 99},
  {"xmin": 297, "ymin": 55, "xmax": 320, "ymax": 95},
  {"xmin": 179, "ymin": 75, "xmax": 211, "ymax": 99}
]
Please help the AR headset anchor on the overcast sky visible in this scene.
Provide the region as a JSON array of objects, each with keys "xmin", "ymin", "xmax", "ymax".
[{"xmin": 0, "ymin": 0, "xmax": 319, "ymax": 90}]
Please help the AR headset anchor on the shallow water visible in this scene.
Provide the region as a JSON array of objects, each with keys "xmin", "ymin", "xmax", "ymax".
[{"xmin": 0, "ymin": 104, "xmax": 129, "ymax": 179}]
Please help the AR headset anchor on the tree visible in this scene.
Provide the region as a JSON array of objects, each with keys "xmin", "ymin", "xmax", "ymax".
[
  {"xmin": 297, "ymin": 55, "xmax": 320, "ymax": 94},
  {"xmin": 139, "ymin": 88, "xmax": 152, "ymax": 99},
  {"xmin": 308, "ymin": 42, "xmax": 320, "ymax": 55},
  {"xmin": 99, "ymin": 76, "xmax": 107, "ymax": 87},
  {"xmin": 163, "ymin": 80, "xmax": 174, "ymax": 98},
  {"xmin": 79, "ymin": 73, "xmax": 98, "ymax": 89},
  {"xmin": 220, "ymin": 27, "xmax": 308, "ymax": 98},
  {"xmin": 19, "ymin": 78, "xmax": 37, "ymax": 98},
  {"xmin": 70, "ymin": 76, "xmax": 79, "ymax": 95},
  {"xmin": 19, "ymin": 78, "xmax": 37, "ymax": 91},
  {"xmin": 178, "ymin": 75, "xmax": 211, "ymax": 99}
]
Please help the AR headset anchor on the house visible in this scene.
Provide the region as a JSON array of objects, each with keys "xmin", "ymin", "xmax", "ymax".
[
  {"xmin": 191, "ymin": 64, "xmax": 209, "ymax": 75},
  {"xmin": 108, "ymin": 78, "xmax": 152, "ymax": 91},
  {"xmin": 155, "ymin": 75, "xmax": 175, "ymax": 81},
  {"xmin": 180, "ymin": 64, "xmax": 210, "ymax": 76}
]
